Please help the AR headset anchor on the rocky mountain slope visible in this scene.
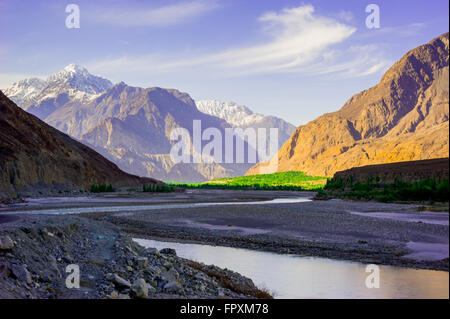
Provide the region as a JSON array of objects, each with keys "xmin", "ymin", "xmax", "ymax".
[
  {"xmin": 5, "ymin": 67, "xmax": 281, "ymax": 182},
  {"xmin": 196, "ymin": 100, "xmax": 296, "ymax": 150},
  {"xmin": 248, "ymin": 33, "xmax": 449, "ymax": 177},
  {"xmin": 4, "ymin": 64, "xmax": 113, "ymax": 115},
  {"xmin": 0, "ymin": 91, "xmax": 160, "ymax": 196},
  {"xmin": 54, "ymin": 83, "xmax": 253, "ymax": 182}
]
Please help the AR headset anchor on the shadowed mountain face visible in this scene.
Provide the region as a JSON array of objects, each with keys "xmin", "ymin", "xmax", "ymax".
[
  {"xmin": 0, "ymin": 91, "xmax": 160, "ymax": 196},
  {"xmin": 5, "ymin": 65, "xmax": 279, "ymax": 182},
  {"xmin": 53, "ymin": 83, "xmax": 256, "ymax": 182},
  {"xmin": 248, "ymin": 33, "xmax": 449, "ymax": 177},
  {"xmin": 12, "ymin": 77, "xmax": 256, "ymax": 182}
]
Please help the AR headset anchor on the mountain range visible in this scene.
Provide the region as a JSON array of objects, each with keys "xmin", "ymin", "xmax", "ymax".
[
  {"xmin": 0, "ymin": 90, "xmax": 160, "ymax": 197},
  {"xmin": 5, "ymin": 66, "xmax": 295, "ymax": 182},
  {"xmin": 247, "ymin": 32, "xmax": 449, "ymax": 177},
  {"xmin": 196, "ymin": 100, "xmax": 296, "ymax": 152}
]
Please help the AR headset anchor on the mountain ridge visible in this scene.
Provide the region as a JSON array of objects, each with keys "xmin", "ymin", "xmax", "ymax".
[
  {"xmin": 4, "ymin": 64, "xmax": 113, "ymax": 116},
  {"xmin": 5, "ymin": 67, "xmax": 293, "ymax": 182},
  {"xmin": 0, "ymin": 90, "xmax": 160, "ymax": 196},
  {"xmin": 247, "ymin": 32, "xmax": 449, "ymax": 177},
  {"xmin": 195, "ymin": 100, "xmax": 296, "ymax": 150}
]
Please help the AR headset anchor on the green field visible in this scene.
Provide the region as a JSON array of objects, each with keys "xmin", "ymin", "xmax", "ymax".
[{"xmin": 167, "ymin": 171, "xmax": 327, "ymax": 191}]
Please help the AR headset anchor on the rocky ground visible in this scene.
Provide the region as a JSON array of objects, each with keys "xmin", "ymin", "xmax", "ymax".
[
  {"xmin": 0, "ymin": 215, "xmax": 270, "ymax": 299},
  {"xmin": 79, "ymin": 191, "xmax": 449, "ymax": 271},
  {"xmin": 0, "ymin": 189, "xmax": 448, "ymax": 299}
]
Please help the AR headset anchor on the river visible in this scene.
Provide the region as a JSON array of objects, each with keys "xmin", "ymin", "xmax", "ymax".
[{"xmin": 134, "ymin": 238, "xmax": 449, "ymax": 299}]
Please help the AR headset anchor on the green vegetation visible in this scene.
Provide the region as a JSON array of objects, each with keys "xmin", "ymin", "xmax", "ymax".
[
  {"xmin": 167, "ymin": 171, "xmax": 327, "ymax": 191},
  {"xmin": 90, "ymin": 184, "xmax": 115, "ymax": 193},
  {"xmin": 142, "ymin": 184, "xmax": 175, "ymax": 193},
  {"xmin": 319, "ymin": 176, "xmax": 449, "ymax": 203}
]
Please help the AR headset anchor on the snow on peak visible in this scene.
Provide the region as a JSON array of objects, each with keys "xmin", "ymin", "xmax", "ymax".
[
  {"xmin": 63, "ymin": 63, "xmax": 88, "ymax": 73},
  {"xmin": 195, "ymin": 100, "xmax": 265, "ymax": 127},
  {"xmin": 4, "ymin": 64, "xmax": 114, "ymax": 108},
  {"xmin": 46, "ymin": 64, "xmax": 113, "ymax": 95},
  {"xmin": 3, "ymin": 77, "xmax": 48, "ymax": 107},
  {"xmin": 195, "ymin": 99, "xmax": 297, "ymax": 151}
]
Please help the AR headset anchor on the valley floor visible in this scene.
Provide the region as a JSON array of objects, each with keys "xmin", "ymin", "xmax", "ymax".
[
  {"xmin": 82, "ymin": 190, "xmax": 449, "ymax": 271},
  {"xmin": 0, "ymin": 189, "xmax": 448, "ymax": 298}
]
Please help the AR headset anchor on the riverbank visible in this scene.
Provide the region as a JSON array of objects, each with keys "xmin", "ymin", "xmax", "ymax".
[{"xmin": 0, "ymin": 214, "xmax": 270, "ymax": 299}]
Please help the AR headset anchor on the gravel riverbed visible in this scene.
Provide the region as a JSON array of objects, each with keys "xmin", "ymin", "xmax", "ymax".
[{"xmin": 0, "ymin": 190, "xmax": 448, "ymax": 298}]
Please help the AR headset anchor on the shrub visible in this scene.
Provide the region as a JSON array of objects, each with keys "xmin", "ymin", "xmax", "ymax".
[
  {"xmin": 90, "ymin": 184, "xmax": 115, "ymax": 193},
  {"xmin": 142, "ymin": 184, "xmax": 175, "ymax": 193}
]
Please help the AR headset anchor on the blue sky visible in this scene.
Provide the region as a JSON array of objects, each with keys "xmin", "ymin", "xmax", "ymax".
[{"xmin": 0, "ymin": 0, "xmax": 448, "ymax": 125}]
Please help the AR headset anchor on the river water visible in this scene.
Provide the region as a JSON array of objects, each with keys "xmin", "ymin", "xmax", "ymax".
[
  {"xmin": 0, "ymin": 197, "xmax": 311, "ymax": 215},
  {"xmin": 134, "ymin": 238, "xmax": 449, "ymax": 299}
]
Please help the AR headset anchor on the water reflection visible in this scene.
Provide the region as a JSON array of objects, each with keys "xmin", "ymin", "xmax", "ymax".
[{"xmin": 134, "ymin": 238, "xmax": 449, "ymax": 299}]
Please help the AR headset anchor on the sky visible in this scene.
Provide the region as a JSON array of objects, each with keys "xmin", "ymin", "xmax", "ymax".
[{"xmin": 0, "ymin": 0, "xmax": 448, "ymax": 126}]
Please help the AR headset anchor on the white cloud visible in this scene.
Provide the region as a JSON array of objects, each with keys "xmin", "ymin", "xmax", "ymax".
[
  {"xmin": 89, "ymin": 4, "xmax": 387, "ymax": 79},
  {"xmin": 91, "ymin": 0, "xmax": 220, "ymax": 27},
  {"xmin": 293, "ymin": 45, "xmax": 391, "ymax": 78},
  {"xmin": 358, "ymin": 22, "xmax": 426, "ymax": 39}
]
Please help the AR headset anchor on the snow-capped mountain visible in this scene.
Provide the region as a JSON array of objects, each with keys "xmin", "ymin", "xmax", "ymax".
[
  {"xmin": 195, "ymin": 100, "xmax": 265, "ymax": 127},
  {"xmin": 4, "ymin": 77, "xmax": 48, "ymax": 107},
  {"xmin": 4, "ymin": 65, "xmax": 295, "ymax": 182},
  {"xmin": 196, "ymin": 100, "xmax": 296, "ymax": 149},
  {"xmin": 45, "ymin": 64, "xmax": 112, "ymax": 96},
  {"xmin": 4, "ymin": 64, "xmax": 112, "ymax": 113}
]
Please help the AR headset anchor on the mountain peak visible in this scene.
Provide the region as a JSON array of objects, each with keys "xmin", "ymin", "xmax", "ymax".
[
  {"xmin": 4, "ymin": 64, "xmax": 113, "ymax": 111},
  {"xmin": 196, "ymin": 100, "xmax": 255, "ymax": 125},
  {"xmin": 59, "ymin": 64, "xmax": 92, "ymax": 76},
  {"xmin": 63, "ymin": 63, "xmax": 88, "ymax": 72},
  {"xmin": 248, "ymin": 32, "xmax": 449, "ymax": 177}
]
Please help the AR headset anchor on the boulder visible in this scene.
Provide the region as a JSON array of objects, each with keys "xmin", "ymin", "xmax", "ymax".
[
  {"xmin": 136, "ymin": 257, "xmax": 148, "ymax": 269},
  {"xmin": 113, "ymin": 274, "xmax": 131, "ymax": 289},
  {"xmin": 160, "ymin": 248, "xmax": 177, "ymax": 256},
  {"xmin": 0, "ymin": 235, "xmax": 15, "ymax": 250},
  {"xmin": 131, "ymin": 278, "xmax": 148, "ymax": 299},
  {"xmin": 164, "ymin": 281, "xmax": 183, "ymax": 294},
  {"xmin": 11, "ymin": 264, "xmax": 32, "ymax": 285}
]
